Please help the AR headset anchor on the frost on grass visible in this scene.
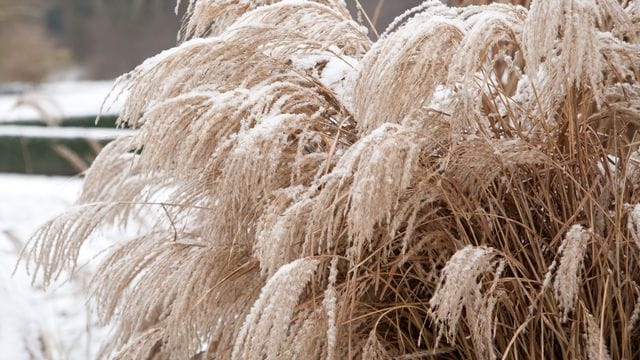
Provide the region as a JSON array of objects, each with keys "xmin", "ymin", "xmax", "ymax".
[
  {"xmin": 429, "ymin": 246, "xmax": 504, "ymax": 360},
  {"xmin": 232, "ymin": 258, "xmax": 319, "ymax": 360},
  {"xmin": 553, "ymin": 225, "xmax": 591, "ymax": 322},
  {"xmin": 584, "ymin": 312, "xmax": 612, "ymax": 360},
  {"xmin": 23, "ymin": 0, "xmax": 640, "ymax": 358}
]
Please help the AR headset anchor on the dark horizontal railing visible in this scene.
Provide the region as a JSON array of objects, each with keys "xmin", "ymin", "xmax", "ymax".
[{"xmin": 0, "ymin": 114, "xmax": 126, "ymax": 176}]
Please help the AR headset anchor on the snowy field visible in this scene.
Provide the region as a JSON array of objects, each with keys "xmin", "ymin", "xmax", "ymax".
[
  {"xmin": 0, "ymin": 125, "xmax": 135, "ymax": 140},
  {"xmin": 0, "ymin": 80, "xmax": 124, "ymax": 123},
  {"xmin": 0, "ymin": 175, "xmax": 109, "ymax": 359},
  {"xmin": 0, "ymin": 81, "xmax": 127, "ymax": 359}
]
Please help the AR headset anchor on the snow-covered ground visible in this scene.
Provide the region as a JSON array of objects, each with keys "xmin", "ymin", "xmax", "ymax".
[
  {"xmin": 0, "ymin": 125, "xmax": 135, "ymax": 139},
  {"xmin": 0, "ymin": 174, "xmax": 110, "ymax": 359},
  {"xmin": 0, "ymin": 81, "xmax": 125, "ymax": 123},
  {"xmin": 0, "ymin": 79, "xmax": 132, "ymax": 358}
]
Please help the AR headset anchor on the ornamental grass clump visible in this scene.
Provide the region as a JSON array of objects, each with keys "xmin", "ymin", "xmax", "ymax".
[{"xmin": 24, "ymin": 0, "xmax": 640, "ymax": 358}]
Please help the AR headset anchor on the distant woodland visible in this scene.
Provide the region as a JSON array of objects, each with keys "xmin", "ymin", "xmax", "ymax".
[{"xmin": 0, "ymin": 0, "xmax": 423, "ymax": 82}]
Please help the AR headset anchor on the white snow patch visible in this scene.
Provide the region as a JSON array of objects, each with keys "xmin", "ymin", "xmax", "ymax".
[
  {"xmin": 0, "ymin": 174, "xmax": 110, "ymax": 359},
  {"xmin": 0, "ymin": 81, "xmax": 125, "ymax": 123},
  {"xmin": 288, "ymin": 52, "xmax": 358, "ymax": 111},
  {"xmin": 0, "ymin": 125, "xmax": 135, "ymax": 140}
]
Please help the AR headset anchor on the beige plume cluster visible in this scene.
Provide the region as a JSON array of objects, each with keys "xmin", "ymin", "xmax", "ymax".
[{"xmin": 24, "ymin": 0, "xmax": 640, "ymax": 358}]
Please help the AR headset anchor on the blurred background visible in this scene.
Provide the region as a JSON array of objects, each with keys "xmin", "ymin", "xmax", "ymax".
[
  {"xmin": 0, "ymin": 0, "xmax": 426, "ymax": 85},
  {"xmin": 0, "ymin": 0, "xmax": 178, "ymax": 82}
]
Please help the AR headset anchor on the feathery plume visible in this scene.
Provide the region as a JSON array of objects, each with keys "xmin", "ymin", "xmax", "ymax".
[
  {"xmin": 232, "ymin": 258, "xmax": 320, "ymax": 360},
  {"xmin": 553, "ymin": 225, "xmax": 591, "ymax": 322},
  {"xmin": 585, "ymin": 312, "xmax": 612, "ymax": 360},
  {"xmin": 429, "ymin": 245, "xmax": 503, "ymax": 358}
]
